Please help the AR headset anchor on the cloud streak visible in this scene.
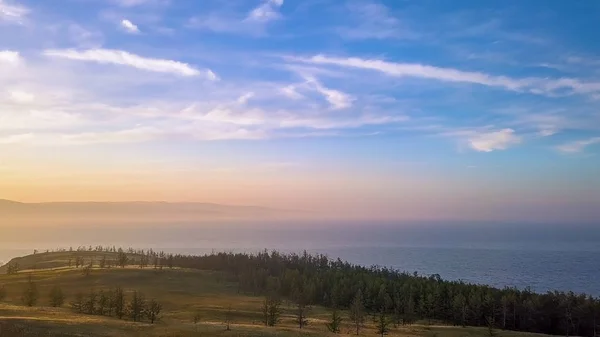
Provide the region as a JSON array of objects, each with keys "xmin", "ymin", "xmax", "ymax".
[
  {"xmin": 43, "ymin": 49, "xmax": 216, "ymax": 79},
  {"xmin": 297, "ymin": 54, "xmax": 600, "ymax": 97},
  {"xmin": 557, "ymin": 137, "xmax": 600, "ymax": 154},
  {"xmin": 0, "ymin": 0, "xmax": 28, "ymax": 24}
]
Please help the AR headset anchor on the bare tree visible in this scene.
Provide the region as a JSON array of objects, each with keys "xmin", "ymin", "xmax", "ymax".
[
  {"xmin": 224, "ymin": 305, "xmax": 233, "ymax": 331},
  {"xmin": 193, "ymin": 312, "xmax": 202, "ymax": 332},
  {"xmin": 146, "ymin": 299, "xmax": 162, "ymax": 324}
]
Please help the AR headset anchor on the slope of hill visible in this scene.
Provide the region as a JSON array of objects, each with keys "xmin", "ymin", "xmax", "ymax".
[{"xmin": 0, "ymin": 252, "xmax": 555, "ymax": 337}]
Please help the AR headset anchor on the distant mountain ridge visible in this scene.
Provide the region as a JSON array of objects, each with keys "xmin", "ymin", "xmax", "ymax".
[{"xmin": 0, "ymin": 199, "xmax": 296, "ymax": 224}]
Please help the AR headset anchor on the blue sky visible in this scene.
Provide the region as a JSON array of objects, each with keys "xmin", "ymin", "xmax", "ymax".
[{"xmin": 0, "ymin": 0, "xmax": 599, "ymax": 223}]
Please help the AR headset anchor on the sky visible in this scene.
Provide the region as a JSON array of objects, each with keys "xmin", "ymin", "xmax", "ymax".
[{"xmin": 0, "ymin": 0, "xmax": 599, "ymax": 223}]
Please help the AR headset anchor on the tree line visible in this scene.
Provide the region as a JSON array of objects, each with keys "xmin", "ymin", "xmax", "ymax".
[
  {"xmin": 0, "ymin": 275, "xmax": 162, "ymax": 324},
  {"xmin": 166, "ymin": 250, "xmax": 600, "ymax": 337}
]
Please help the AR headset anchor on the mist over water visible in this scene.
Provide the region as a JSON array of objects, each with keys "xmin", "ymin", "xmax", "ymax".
[{"xmin": 2, "ymin": 222, "xmax": 600, "ymax": 295}]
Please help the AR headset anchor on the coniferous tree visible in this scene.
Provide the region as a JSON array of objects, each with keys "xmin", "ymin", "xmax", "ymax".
[
  {"xmin": 376, "ymin": 311, "xmax": 391, "ymax": 337},
  {"xmin": 453, "ymin": 293, "xmax": 468, "ymax": 327},
  {"xmin": 84, "ymin": 289, "xmax": 97, "ymax": 315},
  {"xmin": 97, "ymin": 290, "xmax": 109, "ymax": 315},
  {"xmin": 326, "ymin": 309, "xmax": 343, "ymax": 333},
  {"xmin": 112, "ymin": 287, "xmax": 126, "ymax": 319},
  {"xmin": 0, "ymin": 285, "xmax": 6, "ymax": 302},
  {"xmin": 70, "ymin": 292, "xmax": 84, "ymax": 313},
  {"xmin": 262, "ymin": 296, "xmax": 281, "ymax": 326},
  {"xmin": 349, "ymin": 289, "xmax": 366, "ymax": 335},
  {"xmin": 117, "ymin": 250, "xmax": 128, "ymax": 268},
  {"xmin": 49, "ymin": 286, "xmax": 65, "ymax": 307},
  {"xmin": 21, "ymin": 275, "xmax": 38, "ymax": 307},
  {"xmin": 128, "ymin": 291, "xmax": 146, "ymax": 322},
  {"xmin": 99, "ymin": 255, "xmax": 107, "ymax": 269}
]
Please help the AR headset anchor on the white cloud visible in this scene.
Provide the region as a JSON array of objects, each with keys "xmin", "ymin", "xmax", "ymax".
[
  {"xmin": 0, "ymin": 50, "xmax": 21, "ymax": 65},
  {"xmin": 43, "ymin": 49, "xmax": 216, "ymax": 78},
  {"xmin": 246, "ymin": 0, "xmax": 284, "ymax": 23},
  {"xmin": 121, "ymin": 19, "xmax": 140, "ymax": 34},
  {"xmin": 7, "ymin": 90, "xmax": 34, "ymax": 103},
  {"xmin": 299, "ymin": 75, "xmax": 354, "ymax": 109},
  {"xmin": 556, "ymin": 137, "xmax": 600, "ymax": 154},
  {"xmin": 237, "ymin": 92, "xmax": 254, "ymax": 104},
  {"xmin": 297, "ymin": 54, "xmax": 600, "ymax": 97},
  {"xmin": 0, "ymin": 0, "xmax": 28, "ymax": 24},
  {"xmin": 62, "ymin": 126, "xmax": 163, "ymax": 144},
  {"xmin": 467, "ymin": 129, "xmax": 521, "ymax": 152},
  {"xmin": 280, "ymin": 85, "xmax": 304, "ymax": 100},
  {"xmin": 0, "ymin": 133, "xmax": 33, "ymax": 145}
]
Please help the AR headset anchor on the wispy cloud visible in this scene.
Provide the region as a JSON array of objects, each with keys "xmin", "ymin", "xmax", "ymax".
[
  {"xmin": 43, "ymin": 49, "xmax": 216, "ymax": 78},
  {"xmin": 556, "ymin": 137, "xmax": 600, "ymax": 154},
  {"xmin": 0, "ymin": 0, "xmax": 28, "ymax": 24},
  {"xmin": 309, "ymin": 80, "xmax": 354, "ymax": 110},
  {"xmin": 337, "ymin": 1, "xmax": 414, "ymax": 40},
  {"xmin": 189, "ymin": 0, "xmax": 284, "ymax": 36},
  {"xmin": 246, "ymin": 0, "xmax": 284, "ymax": 23},
  {"xmin": 110, "ymin": 0, "xmax": 160, "ymax": 7},
  {"xmin": 279, "ymin": 85, "xmax": 304, "ymax": 100},
  {"xmin": 442, "ymin": 128, "xmax": 521, "ymax": 152},
  {"xmin": 237, "ymin": 92, "xmax": 254, "ymax": 104},
  {"xmin": 296, "ymin": 54, "xmax": 600, "ymax": 97},
  {"xmin": 120, "ymin": 19, "xmax": 140, "ymax": 34}
]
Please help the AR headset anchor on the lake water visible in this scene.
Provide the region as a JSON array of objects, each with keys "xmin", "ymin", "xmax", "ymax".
[{"xmin": 1, "ymin": 223, "xmax": 599, "ymax": 296}]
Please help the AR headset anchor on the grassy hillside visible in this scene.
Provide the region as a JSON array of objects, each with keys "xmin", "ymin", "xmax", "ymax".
[{"xmin": 0, "ymin": 252, "xmax": 551, "ymax": 337}]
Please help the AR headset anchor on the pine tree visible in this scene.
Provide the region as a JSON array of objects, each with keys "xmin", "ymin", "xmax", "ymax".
[
  {"xmin": 112, "ymin": 287, "xmax": 126, "ymax": 319},
  {"xmin": 84, "ymin": 289, "xmax": 97, "ymax": 315},
  {"xmin": 49, "ymin": 286, "xmax": 65, "ymax": 307},
  {"xmin": 376, "ymin": 311, "xmax": 391, "ymax": 337},
  {"xmin": 0, "ymin": 285, "xmax": 6, "ymax": 302},
  {"xmin": 295, "ymin": 300, "xmax": 310, "ymax": 329},
  {"xmin": 70, "ymin": 292, "xmax": 84, "ymax": 313},
  {"xmin": 453, "ymin": 293, "xmax": 468, "ymax": 327},
  {"xmin": 97, "ymin": 290, "xmax": 109, "ymax": 315},
  {"xmin": 262, "ymin": 296, "xmax": 281, "ymax": 326},
  {"xmin": 21, "ymin": 275, "xmax": 38, "ymax": 307},
  {"xmin": 117, "ymin": 250, "xmax": 128, "ymax": 268},
  {"xmin": 128, "ymin": 291, "xmax": 146, "ymax": 322},
  {"xmin": 326, "ymin": 309, "xmax": 343, "ymax": 333},
  {"xmin": 349, "ymin": 289, "xmax": 366, "ymax": 335}
]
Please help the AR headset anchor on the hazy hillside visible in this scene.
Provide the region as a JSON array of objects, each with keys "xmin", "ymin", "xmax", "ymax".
[{"xmin": 0, "ymin": 199, "xmax": 298, "ymax": 225}]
